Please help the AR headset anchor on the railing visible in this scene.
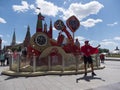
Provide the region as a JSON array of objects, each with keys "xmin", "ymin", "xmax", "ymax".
[{"xmin": 8, "ymin": 53, "xmax": 100, "ymax": 72}]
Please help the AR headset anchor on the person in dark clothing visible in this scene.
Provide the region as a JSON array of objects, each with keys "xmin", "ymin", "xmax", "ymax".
[
  {"xmin": 5, "ymin": 52, "xmax": 9, "ymax": 65},
  {"xmin": 0, "ymin": 52, "xmax": 5, "ymax": 66},
  {"xmin": 100, "ymin": 54, "xmax": 105, "ymax": 63}
]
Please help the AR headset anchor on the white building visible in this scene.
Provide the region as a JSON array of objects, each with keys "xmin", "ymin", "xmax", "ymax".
[{"xmin": 110, "ymin": 46, "xmax": 120, "ymax": 54}]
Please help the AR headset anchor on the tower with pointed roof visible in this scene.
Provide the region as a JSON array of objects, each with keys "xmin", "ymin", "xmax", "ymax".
[
  {"xmin": 11, "ymin": 29, "xmax": 16, "ymax": 46},
  {"xmin": 115, "ymin": 46, "xmax": 119, "ymax": 50},
  {"xmin": 48, "ymin": 19, "xmax": 53, "ymax": 38},
  {"xmin": 0, "ymin": 37, "xmax": 2, "ymax": 51},
  {"xmin": 23, "ymin": 25, "xmax": 31, "ymax": 47},
  {"xmin": 44, "ymin": 22, "xmax": 47, "ymax": 33},
  {"xmin": 36, "ymin": 13, "xmax": 44, "ymax": 32}
]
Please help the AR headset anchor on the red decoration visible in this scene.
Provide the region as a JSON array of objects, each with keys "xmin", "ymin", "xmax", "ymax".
[
  {"xmin": 81, "ymin": 45, "xmax": 99, "ymax": 57},
  {"xmin": 66, "ymin": 15, "xmax": 80, "ymax": 32},
  {"xmin": 57, "ymin": 33, "xmax": 64, "ymax": 46},
  {"xmin": 38, "ymin": 16, "xmax": 44, "ymax": 20},
  {"xmin": 62, "ymin": 27, "xmax": 74, "ymax": 44},
  {"xmin": 27, "ymin": 45, "xmax": 41, "ymax": 56}
]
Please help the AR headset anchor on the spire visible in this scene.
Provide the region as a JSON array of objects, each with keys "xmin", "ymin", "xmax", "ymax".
[
  {"xmin": 44, "ymin": 22, "xmax": 47, "ymax": 33},
  {"xmin": 115, "ymin": 46, "xmax": 119, "ymax": 50},
  {"xmin": 0, "ymin": 37, "xmax": 2, "ymax": 50},
  {"xmin": 48, "ymin": 19, "xmax": 53, "ymax": 38},
  {"xmin": 11, "ymin": 29, "xmax": 16, "ymax": 46},
  {"xmin": 23, "ymin": 25, "xmax": 31, "ymax": 47},
  {"xmin": 36, "ymin": 12, "xmax": 45, "ymax": 32}
]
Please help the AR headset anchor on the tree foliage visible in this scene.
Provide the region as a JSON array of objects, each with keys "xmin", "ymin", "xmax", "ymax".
[{"xmin": 98, "ymin": 48, "xmax": 109, "ymax": 53}]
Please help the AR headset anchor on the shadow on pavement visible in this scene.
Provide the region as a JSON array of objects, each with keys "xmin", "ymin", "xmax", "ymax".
[
  {"xmin": 76, "ymin": 75, "xmax": 105, "ymax": 83},
  {"xmin": 4, "ymin": 76, "xmax": 18, "ymax": 80}
]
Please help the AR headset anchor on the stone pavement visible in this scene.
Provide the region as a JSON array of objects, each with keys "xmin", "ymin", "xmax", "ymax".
[
  {"xmin": 105, "ymin": 57, "xmax": 120, "ymax": 61},
  {"xmin": 0, "ymin": 61, "xmax": 120, "ymax": 90}
]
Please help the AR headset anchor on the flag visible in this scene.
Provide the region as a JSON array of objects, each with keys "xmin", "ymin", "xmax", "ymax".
[
  {"xmin": 36, "ymin": 7, "xmax": 40, "ymax": 10},
  {"xmin": 39, "ymin": 16, "xmax": 45, "ymax": 20}
]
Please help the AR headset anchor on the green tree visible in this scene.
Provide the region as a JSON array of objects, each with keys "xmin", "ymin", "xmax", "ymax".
[{"xmin": 99, "ymin": 48, "xmax": 109, "ymax": 53}]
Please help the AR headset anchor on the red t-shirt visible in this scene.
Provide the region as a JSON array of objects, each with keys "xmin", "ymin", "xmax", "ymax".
[{"xmin": 81, "ymin": 45, "xmax": 99, "ymax": 57}]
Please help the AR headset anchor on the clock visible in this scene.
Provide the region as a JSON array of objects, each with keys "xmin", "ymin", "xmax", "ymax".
[
  {"xmin": 54, "ymin": 19, "xmax": 65, "ymax": 30},
  {"xmin": 35, "ymin": 34, "xmax": 47, "ymax": 46}
]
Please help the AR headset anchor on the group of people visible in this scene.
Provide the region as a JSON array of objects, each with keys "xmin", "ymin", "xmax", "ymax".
[
  {"xmin": 0, "ymin": 48, "xmax": 28, "ymax": 66},
  {"xmin": 0, "ymin": 51, "xmax": 9, "ymax": 66},
  {"xmin": 75, "ymin": 39, "xmax": 101, "ymax": 77}
]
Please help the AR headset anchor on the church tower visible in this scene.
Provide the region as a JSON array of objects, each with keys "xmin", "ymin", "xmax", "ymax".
[
  {"xmin": 48, "ymin": 19, "xmax": 53, "ymax": 38},
  {"xmin": 11, "ymin": 29, "xmax": 16, "ymax": 46},
  {"xmin": 36, "ymin": 12, "xmax": 44, "ymax": 32},
  {"xmin": 23, "ymin": 25, "xmax": 31, "ymax": 47},
  {"xmin": 0, "ymin": 37, "xmax": 2, "ymax": 50},
  {"xmin": 44, "ymin": 22, "xmax": 47, "ymax": 33},
  {"xmin": 114, "ymin": 46, "xmax": 119, "ymax": 51}
]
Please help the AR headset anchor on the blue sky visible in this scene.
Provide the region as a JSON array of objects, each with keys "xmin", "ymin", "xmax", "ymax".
[{"xmin": 0, "ymin": 0, "xmax": 120, "ymax": 51}]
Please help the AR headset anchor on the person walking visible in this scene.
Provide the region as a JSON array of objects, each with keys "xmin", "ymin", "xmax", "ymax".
[
  {"xmin": 100, "ymin": 54, "xmax": 105, "ymax": 63},
  {"xmin": 81, "ymin": 40, "xmax": 100, "ymax": 76},
  {"xmin": 5, "ymin": 51, "xmax": 9, "ymax": 65}
]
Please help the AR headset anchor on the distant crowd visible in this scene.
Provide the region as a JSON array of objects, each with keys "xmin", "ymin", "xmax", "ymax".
[
  {"xmin": 0, "ymin": 47, "xmax": 27, "ymax": 66},
  {"xmin": 0, "ymin": 51, "xmax": 9, "ymax": 66}
]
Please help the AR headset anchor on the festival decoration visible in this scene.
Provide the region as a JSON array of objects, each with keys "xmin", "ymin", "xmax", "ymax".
[
  {"xmin": 54, "ymin": 19, "xmax": 65, "ymax": 30},
  {"xmin": 2, "ymin": 11, "xmax": 100, "ymax": 75},
  {"xmin": 28, "ymin": 12, "xmax": 81, "ymax": 65},
  {"xmin": 66, "ymin": 15, "xmax": 80, "ymax": 33}
]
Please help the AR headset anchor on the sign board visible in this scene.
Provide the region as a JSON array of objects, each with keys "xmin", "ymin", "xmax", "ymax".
[{"xmin": 66, "ymin": 15, "xmax": 80, "ymax": 32}]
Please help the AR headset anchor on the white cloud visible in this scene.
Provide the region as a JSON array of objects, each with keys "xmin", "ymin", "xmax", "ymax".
[
  {"xmin": 81, "ymin": 18, "xmax": 102, "ymax": 28},
  {"xmin": 75, "ymin": 38, "xmax": 119, "ymax": 50},
  {"xmin": 100, "ymin": 41, "xmax": 117, "ymax": 46},
  {"xmin": 53, "ymin": 27, "xmax": 57, "ymax": 31},
  {"xmin": 12, "ymin": 0, "xmax": 60, "ymax": 16},
  {"xmin": 107, "ymin": 22, "xmax": 118, "ymax": 27},
  {"xmin": 100, "ymin": 41, "xmax": 117, "ymax": 50},
  {"xmin": 63, "ymin": 1, "xmax": 67, "ymax": 5},
  {"xmin": 62, "ymin": 1, "xmax": 104, "ymax": 20},
  {"xmin": 35, "ymin": 0, "xmax": 60, "ymax": 16},
  {"xmin": 74, "ymin": 36, "xmax": 85, "ymax": 44},
  {"xmin": 74, "ymin": 36, "xmax": 120, "ymax": 50},
  {"xmin": 99, "ymin": 39, "xmax": 118, "ymax": 50},
  {"xmin": 0, "ymin": 17, "xmax": 6, "ymax": 23},
  {"xmin": 75, "ymin": 36, "xmax": 85, "ymax": 41},
  {"xmin": 102, "ymin": 38, "xmax": 113, "ymax": 42},
  {"xmin": 29, "ymin": 4, "xmax": 35, "ymax": 10},
  {"xmin": 63, "ymin": 0, "xmax": 71, "ymax": 5},
  {"xmin": 114, "ymin": 37, "xmax": 120, "ymax": 40},
  {"xmin": 16, "ymin": 41, "xmax": 22, "ymax": 44},
  {"xmin": 12, "ymin": 1, "xmax": 29, "ymax": 13},
  {"xmin": 0, "ymin": 34, "xmax": 3, "ymax": 37},
  {"xmin": 13, "ymin": 0, "xmax": 103, "ymax": 20},
  {"xmin": 72, "ymin": 36, "xmax": 120, "ymax": 51},
  {"xmin": 2, "ymin": 40, "xmax": 7, "ymax": 44},
  {"xmin": 12, "ymin": 1, "xmax": 103, "ymax": 28}
]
